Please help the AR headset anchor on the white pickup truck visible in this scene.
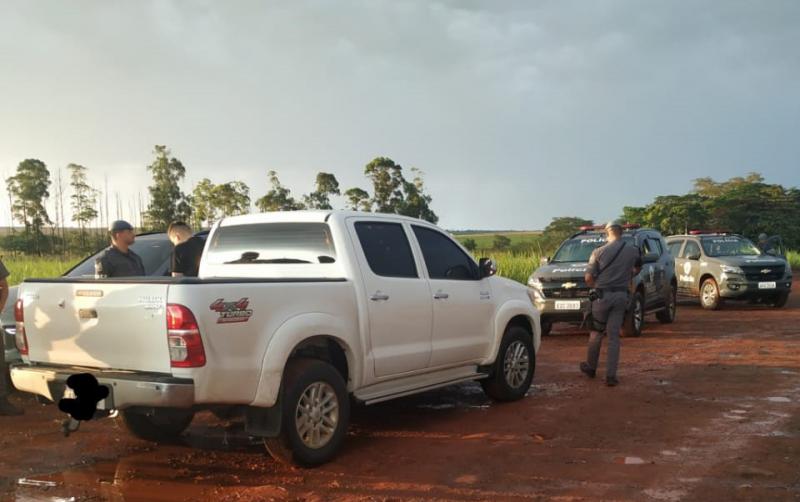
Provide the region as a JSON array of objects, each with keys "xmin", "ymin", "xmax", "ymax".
[{"xmin": 11, "ymin": 211, "xmax": 540, "ymax": 466}]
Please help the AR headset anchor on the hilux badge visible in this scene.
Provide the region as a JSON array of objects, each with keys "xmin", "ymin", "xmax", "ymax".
[{"xmin": 210, "ymin": 298, "xmax": 254, "ymax": 324}]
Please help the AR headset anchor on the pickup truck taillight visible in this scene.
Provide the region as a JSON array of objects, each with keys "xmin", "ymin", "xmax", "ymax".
[
  {"xmin": 166, "ymin": 304, "xmax": 206, "ymax": 368},
  {"xmin": 14, "ymin": 299, "xmax": 28, "ymax": 355}
]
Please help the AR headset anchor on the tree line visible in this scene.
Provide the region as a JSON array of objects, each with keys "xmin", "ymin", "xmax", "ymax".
[
  {"xmin": 3, "ymin": 146, "xmax": 437, "ymax": 255},
  {"xmin": 539, "ymin": 173, "xmax": 800, "ymax": 252}
]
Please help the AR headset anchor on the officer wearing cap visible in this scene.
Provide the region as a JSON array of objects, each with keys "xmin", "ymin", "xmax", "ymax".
[
  {"xmin": 580, "ymin": 221, "xmax": 642, "ymax": 386},
  {"xmin": 96, "ymin": 220, "xmax": 145, "ymax": 277}
]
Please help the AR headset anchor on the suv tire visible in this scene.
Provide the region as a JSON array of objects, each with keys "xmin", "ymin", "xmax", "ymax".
[
  {"xmin": 481, "ymin": 326, "xmax": 535, "ymax": 402},
  {"xmin": 772, "ymin": 292, "xmax": 789, "ymax": 308},
  {"xmin": 623, "ymin": 290, "xmax": 644, "ymax": 337},
  {"xmin": 656, "ymin": 285, "xmax": 677, "ymax": 323},
  {"xmin": 122, "ymin": 407, "xmax": 194, "ymax": 442},
  {"xmin": 264, "ymin": 358, "xmax": 350, "ymax": 467},
  {"xmin": 700, "ymin": 278, "xmax": 723, "ymax": 310}
]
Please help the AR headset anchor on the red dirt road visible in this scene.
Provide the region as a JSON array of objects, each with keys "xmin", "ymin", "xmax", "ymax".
[{"xmin": 1, "ymin": 280, "xmax": 799, "ymax": 501}]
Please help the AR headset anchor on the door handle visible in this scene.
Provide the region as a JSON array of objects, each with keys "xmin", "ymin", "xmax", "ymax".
[
  {"xmin": 433, "ymin": 292, "xmax": 449, "ymax": 300},
  {"xmin": 370, "ymin": 292, "xmax": 390, "ymax": 301}
]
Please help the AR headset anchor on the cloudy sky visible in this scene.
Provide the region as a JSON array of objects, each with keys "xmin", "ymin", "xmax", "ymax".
[{"xmin": 1, "ymin": 0, "xmax": 798, "ymax": 230}]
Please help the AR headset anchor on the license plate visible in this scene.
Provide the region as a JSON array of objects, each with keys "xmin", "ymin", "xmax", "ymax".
[
  {"xmin": 555, "ymin": 300, "xmax": 581, "ymax": 310},
  {"xmin": 758, "ymin": 281, "xmax": 776, "ymax": 289},
  {"xmin": 62, "ymin": 384, "xmax": 111, "ymax": 409}
]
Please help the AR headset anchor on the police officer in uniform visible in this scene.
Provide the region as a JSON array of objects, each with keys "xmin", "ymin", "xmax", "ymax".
[
  {"xmin": 97, "ymin": 220, "xmax": 145, "ymax": 277},
  {"xmin": 0, "ymin": 257, "xmax": 23, "ymax": 415},
  {"xmin": 580, "ymin": 221, "xmax": 642, "ymax": 386}
]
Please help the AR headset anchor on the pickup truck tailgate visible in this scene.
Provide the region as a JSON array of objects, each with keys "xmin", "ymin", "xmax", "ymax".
[{"xmin": 20, "ymin": 281, "xmax": 172, "ymax": 373}]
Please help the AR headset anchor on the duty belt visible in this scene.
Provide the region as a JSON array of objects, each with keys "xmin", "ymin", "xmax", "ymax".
[{"xmin": 598, "ymin": 287, "xmax": 628, "ymax": 293}]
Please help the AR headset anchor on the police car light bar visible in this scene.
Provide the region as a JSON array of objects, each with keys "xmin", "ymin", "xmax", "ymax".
[
  {"xmin": 688, "ymin": 229, "xmax": 731, "ymax": 235},
  {"xmin": 578, "ymin": 225, "xmax": 605, "ymax": 231},
  {"xmin": 622, "ymin": 223, "xmax": 640, "ymax": 229}
]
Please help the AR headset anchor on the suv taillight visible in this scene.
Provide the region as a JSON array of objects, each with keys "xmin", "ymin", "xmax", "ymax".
[
  {"xmin": 166, "ymin": 304, "xmax": 206, "ymax": 368},
  {"xmin": 14, "ymin": 299, "xmax": 28, "ymax": 356}
]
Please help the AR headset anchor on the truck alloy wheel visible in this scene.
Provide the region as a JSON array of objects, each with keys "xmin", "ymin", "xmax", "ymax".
[
  {"xmin": 295, "ymin": 382, "xmax": 339, "ymax": 449},
  {"xmin": 481, "ymin": 326, "xmax": 535, "ymax": 401},
  {"xmin": 264, "ymin": 358, "xmax": 350, "ymax": 466}
]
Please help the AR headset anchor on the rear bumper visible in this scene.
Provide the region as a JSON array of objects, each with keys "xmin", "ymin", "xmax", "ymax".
[{"xmin": 10, "ymin": 364, "xmax": 195, "ymax": 410}]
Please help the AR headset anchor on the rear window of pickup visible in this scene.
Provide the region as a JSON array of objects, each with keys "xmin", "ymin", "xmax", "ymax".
[{"xmin": 205, "ymin": 222, "xmax": 337, "ymax": 265}]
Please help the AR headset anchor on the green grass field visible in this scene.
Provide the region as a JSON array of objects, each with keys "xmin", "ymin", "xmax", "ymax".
[
  {"xmin": 453, "ymin": 231, "xmax": 543, "ymax": 252},
  {"xmin": 1, "ymin": 234, "xmax": 797, "ymax": 288},
  {"xmin": 2, "ymin": 256, "xmax": 81, "ymax": 286}
]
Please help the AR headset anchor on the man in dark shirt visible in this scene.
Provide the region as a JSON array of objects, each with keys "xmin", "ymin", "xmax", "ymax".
[
  {"xmin": 168, "ymin": 221, "xmax": 204, "ymax": 277},
  {"xmin": 97, "ymin": 220, "xmax": 146, "ymax": 277},
  {"xmin": 0, "ymin": 258, "xmax": 24, "ymax": 415}
]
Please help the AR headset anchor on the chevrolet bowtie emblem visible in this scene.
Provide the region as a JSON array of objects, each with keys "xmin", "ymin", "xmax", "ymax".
[
  {"xmin": 562, "ymin": 282, "xmax": 577, "ymax": 289},
  {"xmin": 761, "ymin": 269, "xmax": 771, "ymax": 274}
]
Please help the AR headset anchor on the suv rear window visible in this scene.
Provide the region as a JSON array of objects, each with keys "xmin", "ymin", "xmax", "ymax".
[{"xmin": 205, "ymin": 223, "xmax": 336, "ymax": 265}]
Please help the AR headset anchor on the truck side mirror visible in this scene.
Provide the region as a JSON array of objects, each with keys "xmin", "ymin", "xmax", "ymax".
[
  {"xmin": 540, "ymin": 256, "xmax": 550, "ymax": 266},
  {"xmin": 479, "ymin": 258, "xmax": 497, "ymax": 278},
  {"xmin": 687, "ymin": 252, "xmax": 701, "ymax": 261}
]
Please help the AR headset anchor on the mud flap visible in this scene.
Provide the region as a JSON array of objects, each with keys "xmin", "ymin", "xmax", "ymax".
[{"xmin": 245, "ymin": 398, "xmax": 282, "ymax": 438}]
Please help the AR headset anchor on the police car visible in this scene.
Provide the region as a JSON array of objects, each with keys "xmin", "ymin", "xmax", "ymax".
[
  {"xmin": 527, "ymin": 224, "xmax": 677, "ymax": 337},
  {"xmin": 666, "ymin": 231, "xmax": 792, "ymax": 309}
]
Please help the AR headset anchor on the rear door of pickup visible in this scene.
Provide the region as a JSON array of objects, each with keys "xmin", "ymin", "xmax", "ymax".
[
  {"xmin": 348, "ymin": 219, "xmax": 433, "ymax": 377},
  {"xmin": 20, "ymin": 280, "xmax": 172, "ymax": 373}
]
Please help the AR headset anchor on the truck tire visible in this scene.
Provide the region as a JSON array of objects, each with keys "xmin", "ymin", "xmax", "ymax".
[
  {"xmin": 264, "ymin": 358, "xmax": 350, "ymax": 467},
  {"xmin": 700, "ymin": 278, "xmax": 723, "ymax": 310},
  {"xmin": 623, "ymin": 291, "xmax": 644, "ymax": 337},
  {"xmin": 480, "ymin": 326, "xmax": 535, "ymax": 402},
  {"xmin": 121, "ymin": 407, "xmax": 194, "ymax": 442},
  {"xmin": 656, "ymin": 285, "xmax": 677, "ymax": 324},
  {"xmin": 772, "ymin": 292, "xmax": 790, "ymax": 308}
]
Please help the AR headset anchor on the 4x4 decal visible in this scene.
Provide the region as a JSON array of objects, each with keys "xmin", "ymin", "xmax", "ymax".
[{"xmin": 210, "ymin": 298, "xmax": 254, "ymax": 324}]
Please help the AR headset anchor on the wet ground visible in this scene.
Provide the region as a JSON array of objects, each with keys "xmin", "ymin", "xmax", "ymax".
[{"xmin": 1, "ymin": 279, "xmax": 799, "ymax": 501}]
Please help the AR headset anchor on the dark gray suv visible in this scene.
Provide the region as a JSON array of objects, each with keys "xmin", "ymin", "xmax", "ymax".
[{"xmin": 527, "ymin": 225, "xmax": 677, "ymax": 337}]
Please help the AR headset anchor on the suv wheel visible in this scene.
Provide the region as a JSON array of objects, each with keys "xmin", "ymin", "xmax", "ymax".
[
  {"xmin": 623, "ymin": 291, "xmax": 644, "ymax": 337},
  {"xmin": 656, "ymin": 285, "xmax": 677, "ymax": 323},
  {"xmin": 264, "ymin": 358, "xmax": 350, "ymax": 467},
  {"xmin": 480, "ymin": 326, "xmax": 535, "ymax": 402},
  {"xmin": 772, "ymin": 292, "xmax": 790, "ymax": 308},
  {"xmin": 700, "ymin": 278, "xmax": 723, "ymax": 310}
]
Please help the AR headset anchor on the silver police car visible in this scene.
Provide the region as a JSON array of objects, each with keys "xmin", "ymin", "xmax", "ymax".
[{"xmin": 666, "ymin": 232, "xmax": 792, "ymax": 309}]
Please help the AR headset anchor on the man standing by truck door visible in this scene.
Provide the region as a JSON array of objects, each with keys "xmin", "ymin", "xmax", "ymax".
[
  {"xmin": 168, "ymin": 221, "xmax": 204, "ymax": 277},
  {"xmin": 580, "ymin": 221, "xmax": 642, "ymax": 387},
  {"xmin": 0, "ymin": 258, "xmax": 24, "ymax": 415},
  {"xmin": 97, "ymin": 220, "xmax": 146, "ymax": 278}
]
